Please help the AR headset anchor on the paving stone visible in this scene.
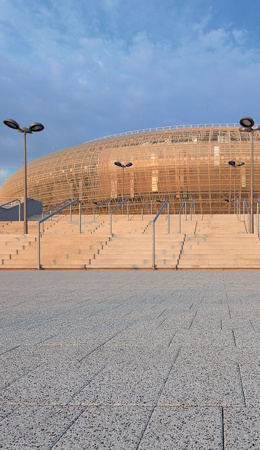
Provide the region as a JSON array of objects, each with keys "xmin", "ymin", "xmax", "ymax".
[
  {"xmin": 0, "ymin": 405, "xmax": 83, "ymax": 449},
  {"xmin": 159, "ymin": 361, "xmax": 245, "ymax": 406},
  {"xmin": 138, "ymin": 406, "xmax": 222, "ymax": 449},
  {"xmin": 52, "ymin": 406, "xmax": 152, "ymax": 450},
  {"xmin": 224, "ymin": 406, "xmax": 260, "ymax": 449},
  {"xmin": 0, "ymin": 270, "xmax": 259, "ymax": 449}
]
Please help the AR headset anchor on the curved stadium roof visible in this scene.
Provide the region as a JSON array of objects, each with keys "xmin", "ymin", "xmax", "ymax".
[{"xmin": 1, "ymin": 123, "xmax": 260, "ymax": 214}]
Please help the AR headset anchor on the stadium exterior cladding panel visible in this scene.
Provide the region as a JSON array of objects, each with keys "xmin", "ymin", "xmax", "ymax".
[{"xmin": 1, "ymin": 124, "xmax": 260, "ymax": 214}]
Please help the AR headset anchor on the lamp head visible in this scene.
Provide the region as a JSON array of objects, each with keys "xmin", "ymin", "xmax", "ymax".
[
  {"xmin": 228, "ymin": 160, "xmax": 236, "ymax": 167},
  {"xmin": 125, "ymin": 162, "xmax": 133, "ymax": 167},
  {"xmin": 29, "ymin": 122, "xmax": 44, "ymax": 132},
  {"xmin": 240, "ymin": 116, "xmax": 254, "ymax": 128},
  {"xmin": 3, "ymin": 119, "xmax": 20, "ymax": 130},
  {"xmin": 114, "ymin": 161, "xmax": 122, "ymax": 167}
]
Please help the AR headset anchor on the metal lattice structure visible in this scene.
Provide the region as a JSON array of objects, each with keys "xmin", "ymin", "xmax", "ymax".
[{"xmin": 1, "ymin": 124, "xmax": 260, "ymax": 214}]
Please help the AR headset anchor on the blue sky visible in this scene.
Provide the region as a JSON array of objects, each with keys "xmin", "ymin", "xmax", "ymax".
[{"xmin": 1, "ymin": 0, "xmax": 260, "ymax": 186}]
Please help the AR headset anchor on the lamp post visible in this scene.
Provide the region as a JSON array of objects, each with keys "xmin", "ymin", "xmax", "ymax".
[
  {"xmin": 228, "ymin": 160, "xmax": 245, "ymax": 214},
  {"xmin": 3, "ymin": 119, "xmax": 44, "ymax": 234},
  {"xmin": 114, "ymin": 161, "xmax": 133, "ymax": 213},
  {"xmin": 239, "ymin": 117, "xmax": 260, "ymax": 233}
]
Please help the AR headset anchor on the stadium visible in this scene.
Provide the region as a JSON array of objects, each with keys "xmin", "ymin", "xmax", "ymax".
[{"xmin": 1, "ymin": 123, "xmax": 260, "ymax": 214}]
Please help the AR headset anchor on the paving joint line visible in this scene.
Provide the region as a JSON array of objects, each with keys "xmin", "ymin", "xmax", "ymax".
[
  {"xmin": 188, "ymin": 310, "xmax": 198, "ymax": 329},
  {"xmin": 237, "ymin": 363, "xmax": 247, "ymax": 407},
  {"xmin": 0, "ymin": 401, "xmax": 249, "ymax": 408},
  {"xmin": 134, "ymin": 346, "xmax": 182, "ymax": 450},
  {"xmin": 249, "ymin": 320, "xmax": 256, "ymax": 332},
  {"xmin": 156, "ymin": 308, "xmax": 167, "ymax": 319},
  {"xmin": 66, "ymin": 364, "xmax": 107, "ymax": 405},
  {"xmin": 0, "ymin": 345, "xmax": 21, "ymax": 357},
  {"xmin": 156, "ymin": 317, "xmax": 168, "ymax": 328},
  {"xmin": 78, "ymin": 321, "xmax": 137, "ymax": 363},
  {"xmin": 45, "ymin": 407, "xmax": 86, "ymax": 450},
  {"xmin": 221, "ymin": 406, "xmax": 226, "ymax": 450},
  {"xmin": 231, "ymin": 329, "xmax": 237, "ymax": 347},
  {"xmin": 1, "ymin": 363, "xmax": 45, "ymax": 392}
]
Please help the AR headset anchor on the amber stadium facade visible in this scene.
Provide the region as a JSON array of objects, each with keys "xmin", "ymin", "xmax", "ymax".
[{"xmin": 1, "ymin": 124, "xmax": 260, "ymax": 214}]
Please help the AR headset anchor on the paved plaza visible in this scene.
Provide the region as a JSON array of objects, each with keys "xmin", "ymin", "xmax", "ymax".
[{"xmin": 0, "ymin": 270, "xmax": 259, "ymax": 449}]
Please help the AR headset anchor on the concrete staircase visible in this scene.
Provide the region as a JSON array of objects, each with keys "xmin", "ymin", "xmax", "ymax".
[
  {"xmin": 0, "ymin": 215, "xmax": 112, "ymax": 269},
  {"xmin": 0, "ymin": 214, "xmax": 260, "ymax": 269},
  {"xmin": 177, "ymin": 214, "xmax": 260, "ymax": 269},
  {"xmin": 89, "ymin": 214, "xmax": 193, "ymax": 269}
]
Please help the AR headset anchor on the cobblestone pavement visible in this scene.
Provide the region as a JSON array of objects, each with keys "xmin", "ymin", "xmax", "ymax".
[{"xmin": 0, "ymin": 270, "xmax": 259, "ymax": 449}]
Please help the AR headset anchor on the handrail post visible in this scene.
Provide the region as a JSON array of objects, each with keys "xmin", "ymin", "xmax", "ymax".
[
  {"xmin": 190, "ymin": 199, "xmax": 195, "ymax": 221},
  {"xmin": 79, "ymin": 201, "xmax": 82, "ymax": 233},
  {"xmin": 38, "ymin": 222, "xmax": 41, "ymax": 270},
  {"xmin": 185, "ymin": 199, "xmax": 187, "ymax": 220},
  {"xmin": 110, "ymin": 212, "xmax": 112, "ymax": 236},
  {"xmin": 179, "ymin": 211, "xmax": 181, "ymax": 233},
  {"xmin": 152, "ymin": 221, "xmax": 156, "ymax": 269},
  {"xmin": 18, "ymin": 202, "xmax": 21, "ymax": 221},
  {"xmin": 127, "ymin": 201, "xmax": 129, "ymax": 220},
  {"xmin": 70, "ymin": 204, "xmax": 72, "ymax": 221},
  {"xmin": 108, "ymin": 200, "xmax": 110, "ymax": 214},
  {"xmin": 257, "ymin": 201, "xmax": 259, "ymax": 238},
  {"xmin": 151, "ymin": 199, "xmax": 153, "ymax": 215},
  {"xmin": 167, "ymin": 201, "xmax": 170, "ymax": 234}
]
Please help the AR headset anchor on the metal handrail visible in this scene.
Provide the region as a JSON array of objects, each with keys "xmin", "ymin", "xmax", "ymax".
[
  {"xmin": 110, "ymin": 199, "xmax": 129, "ymax": 235},
  {"xmin": 190, "ymin": 199, "xmax": 195, "ymax": 221},
  {"xmin": 235, "ymin": 198, "xmax": 241, "ymax": 221},
  {"xmin": 0, "ymin": 198, "xmax": 21, "ymax": 221},
  {"xmin": 141, "ymin": 198, "xmax": 153, "ymax": 220},
  {"xmin": 257, "ymin": 200, "xmax": 260, "ymax": 239},
  {"xmin": 152, "ymin": 199, "xmax": 170, "ymax": 269},
  {"xmin": 243, "ymin": 198, "xmax": 250, "ymax": 233},
  {"xmin": 37, "ymin": 199, "xmax": 81, "ymax": 269},
  {"xmin": 93, "ymin": 198, "xmax": 111, "ymax": 221},
  {"xmin": 178, "ymin": 198, "xmax": 188, "ymax": 233},
  {"xmin": 43, "ymin": 199, "xmax": 71, "ymax": 220}
]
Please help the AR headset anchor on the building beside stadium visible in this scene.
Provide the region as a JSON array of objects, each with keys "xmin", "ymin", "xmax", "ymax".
[{"xmin": 1, "ymin": 124, "xmax": 260, "ymax": 214}]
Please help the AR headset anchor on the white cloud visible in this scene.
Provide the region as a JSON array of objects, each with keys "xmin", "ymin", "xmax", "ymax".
[{"xmin": 1, "ymin": 0, "xmax": 260, "ymax": 180}]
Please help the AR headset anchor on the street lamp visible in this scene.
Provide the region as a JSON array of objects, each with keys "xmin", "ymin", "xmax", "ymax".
[
  {"xmin": 114, "ymin": 161, "xmax": 133, "ymax": 213},
  {"xmin": 239, "ymin": 117, "xmax": 260, "ymax": 233},
  {"xmin": 228, "ymin": 160, "xmax": 245, "ymax": 214},
  {"xmin": 3, "ymin": 118, "xmax": 44, "ymax": 234}
]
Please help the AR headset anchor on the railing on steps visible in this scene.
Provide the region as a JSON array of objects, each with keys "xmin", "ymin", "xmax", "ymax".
[
  {"xmin": 235, "ymin": 198, "xmax": 240, "ymax": 220},
  {"xmin": 93, "ymin": 198, "xmax": 111, "ymax": 221},
  {"xmin": 179, "ymin": 198, "xmax": 196, "ymax": 233},
  {"xmin": 257, "ymin": 199, "xmax": 260, "ymax": 239},
  {"xmin": 242, "ymin": 199, "xmax": 250, "ymax": 233},
  {"xmin": 37, "ymin": 199, "xmax": 81, "ymax": 269},
  {"xmin": 141, "ymin": 198, "xmax": 153, "ymax": 220},
  {"xmin": 190, "ymin": 199, "xmax": 196, "ymax": 221},
  {"xmin": 152, "ymin": 199, "xmax": 170, "ymax": 269},
  {"xmin": 110, "ymin": 199, "xmax": 129, "ymax": 236},
  {"xmin": 42, "ymin": 198, "xmax": 72, "ymax": 221}
]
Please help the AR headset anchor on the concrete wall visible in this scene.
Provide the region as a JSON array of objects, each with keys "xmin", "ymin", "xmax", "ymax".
[{"xmin": 0, "ymin": 198, "xmax": 42, "ymax": 221}]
